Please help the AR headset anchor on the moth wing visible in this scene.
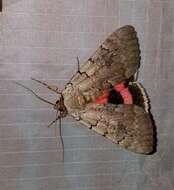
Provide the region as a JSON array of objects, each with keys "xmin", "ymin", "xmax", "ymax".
[
  {"xmin": 62, "ymin": 25, "xmax": 141, "ymax": 111},
  {"xmin": 70, "ymin": 25, "xmax": 140, "ymax": 90},
  {"xmin": 78, "ymin": 103, "xmax": 154, "ymax": 154}
]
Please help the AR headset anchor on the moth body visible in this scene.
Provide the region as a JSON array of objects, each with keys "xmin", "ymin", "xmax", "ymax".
[
  {"xmin": 21, "ymin": 25, "xmax": 155, "ymax": 155},
  {"xmin": 60, "ymin": 25, "xmax": 155, "ymax": 154}
]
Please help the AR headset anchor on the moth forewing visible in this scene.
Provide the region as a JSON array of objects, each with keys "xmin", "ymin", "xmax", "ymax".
[{"xmin": 62, "ymin": 25, "xmax": 141, "ymax": 112}]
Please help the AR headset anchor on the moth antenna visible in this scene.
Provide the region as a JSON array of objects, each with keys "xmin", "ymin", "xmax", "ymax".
[
  {"xmin": 15, "ymin": 82, "xmax": 55, "ymax": 106},
  {"xmin": 31, "ymin": 78, "xmax": 61, "ymax": 94},
  {"xmin": 59, "ymin": 116, "xmax": 64, "ymax": 161},
  {"xmin": 54, "ymin": 111, "xmax": 64, "ymax": 162},
  {"xmin": 76, "ymin": 56, "xmax": 80, "ymax": 72}
]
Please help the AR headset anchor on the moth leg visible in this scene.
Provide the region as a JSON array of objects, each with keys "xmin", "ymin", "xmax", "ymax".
[
  {"xmin": 76, "ymin": 56, "xmax": 80, "ymax": 72},
  {"xmin": 47, "ymin": 115, "xmax": 61, "ymax": 128},
  {"xmin": 31, "ymin": 78, "xmax": 61, "ymax": 94}
]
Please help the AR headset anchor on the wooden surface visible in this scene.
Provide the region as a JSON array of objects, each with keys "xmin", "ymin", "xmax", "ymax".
[{"xmin": 0, "ymin": 0, "xmax": 174, "ymax": 189}]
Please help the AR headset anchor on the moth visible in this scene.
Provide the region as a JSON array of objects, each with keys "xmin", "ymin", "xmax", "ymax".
[{"xmin": 17, "ymin": 25, "xmax": 155, "ymax": 154}]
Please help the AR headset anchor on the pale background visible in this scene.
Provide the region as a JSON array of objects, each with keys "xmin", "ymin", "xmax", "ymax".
[{"xmin": 0, "ymin": 0, "xmax": 174, "ymax": 189}]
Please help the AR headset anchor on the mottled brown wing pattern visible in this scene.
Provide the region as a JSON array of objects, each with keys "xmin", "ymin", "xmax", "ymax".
[
  {"xmin": 78, "ymin": 104, "xmax": 154, "ymax": 154},
  {"xmin": 62, "ymin": 25, "xmax": 140, "ymax": 113}
]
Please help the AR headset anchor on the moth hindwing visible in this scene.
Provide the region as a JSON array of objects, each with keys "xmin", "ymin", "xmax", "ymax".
[{"xmin": 24, "ymin": 25, "xmax": 155, "ymax": 154}]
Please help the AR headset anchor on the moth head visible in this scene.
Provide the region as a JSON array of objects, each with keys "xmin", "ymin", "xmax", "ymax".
[{"xmin": 54, "ymin": 95, "xmax": 67, "ymax": 118}]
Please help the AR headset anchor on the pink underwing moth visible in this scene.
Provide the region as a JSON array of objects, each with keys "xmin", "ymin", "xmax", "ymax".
[{"xmin": 17, "ymin": 25, "xmax": 155, "ymax": 154}]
